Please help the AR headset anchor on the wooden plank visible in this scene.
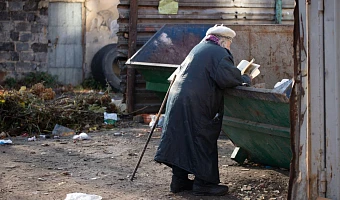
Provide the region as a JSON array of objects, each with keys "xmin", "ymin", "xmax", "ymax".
[{"xmin": 127, "ymin": 0, "xmax": 138, "ymax": 113}]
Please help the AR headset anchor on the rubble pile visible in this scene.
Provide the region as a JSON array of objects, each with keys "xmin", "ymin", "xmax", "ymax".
[{"xmin": 0, "ymin": 83, "xmax": 118, "ymax": 136}]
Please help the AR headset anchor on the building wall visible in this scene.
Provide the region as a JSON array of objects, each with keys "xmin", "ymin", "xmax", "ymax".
[
  {"xmin": 0, "ymin": 0, "xmax": 49, "ymax": 82},
  {"xmin": 84, "ymin": 0, "xmax": 119, "ymax": 78},
  {"xmin": 0, "ymin": 0, "xmax": 119, "ymax": 84}
]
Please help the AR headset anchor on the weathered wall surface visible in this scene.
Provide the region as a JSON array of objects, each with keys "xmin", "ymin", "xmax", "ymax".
[
  {"xmin": 0, "ymin": 0, "xmax": 119, "ymax": 84},
  {"xmin": 84, "ymin": 0, "xmax": 119, "ymax": 77},
  {"xmin": 0, "ymin": 0, "xmax": 49, "ymax": 82}
]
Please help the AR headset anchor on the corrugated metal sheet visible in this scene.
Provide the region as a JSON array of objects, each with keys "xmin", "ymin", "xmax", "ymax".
[
  {"xmin": 48, "ymin": 2, "xmax": 83, "ymax": 85},
  {"xmin": 117, "ymin": 0, "xmax": 295, "ymax": 113}
]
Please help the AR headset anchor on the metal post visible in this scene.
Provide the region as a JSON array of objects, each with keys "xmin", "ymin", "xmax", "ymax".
[{"xmin": 275, "ymin": 0, "xmax": 282, "ymax": 24}]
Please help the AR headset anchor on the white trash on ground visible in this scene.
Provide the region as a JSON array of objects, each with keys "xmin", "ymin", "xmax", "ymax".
[
  {"xmin": 149, "ymin": 114, "xmax": 165, "ymax": 128},
  {"xmin": 0, "ymin": 139, "xmax": 13, "ymax": 145},
  {"xmin": 64, "ymin": 193, "xmax": 102, "ymax": 200},
  {"xmin": 73, "ymin": 133, "xmax": 90, "ymax": 140},
  {"xmin": 28, "ymin": 136, "xmax": 36, "ymax": 141},
  {"xmin": 104, "ymin": 112, "xmax": 118, "ymax": 125}
]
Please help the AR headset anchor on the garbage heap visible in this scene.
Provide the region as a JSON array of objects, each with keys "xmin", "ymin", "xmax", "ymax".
[{"xmin": 0, "ymin": 83, "xmax": 118, "ymax": 136}]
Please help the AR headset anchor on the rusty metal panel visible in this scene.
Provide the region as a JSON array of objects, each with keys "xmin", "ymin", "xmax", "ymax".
[{"xmin": 48, "ymin": 2, "xmax": 83, "ymax": 85}]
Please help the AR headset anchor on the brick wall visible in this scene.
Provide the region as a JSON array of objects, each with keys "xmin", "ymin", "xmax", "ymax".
[{"xmin": 0, "ymin": 0, "xmax": 48, "ymax": 82}]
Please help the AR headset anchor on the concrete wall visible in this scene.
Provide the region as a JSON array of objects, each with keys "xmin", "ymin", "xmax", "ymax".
[
  {"xmin": 84, "ymin": 0, "xmax": 119, "ymax": 78},
  {"xmin": 0, "ymin": 0, "xmax": 119, "ymax": 84}
]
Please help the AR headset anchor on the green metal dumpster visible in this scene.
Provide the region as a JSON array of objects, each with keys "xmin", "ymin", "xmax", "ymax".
[
  {"xmin": 126, "ymin": 24, "xmax": 293, "ymax": 169},
  {"xmin": 126, "ymin": 24, "xmax": 210, "ymax": 94},
  {"xmin": 223, "ymin": 85, "xmax": 291, "ymax": 169}
]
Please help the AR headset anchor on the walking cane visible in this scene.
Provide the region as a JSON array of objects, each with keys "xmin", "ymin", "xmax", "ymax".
[{"xmin": 130, "ymin": 75, "xmax": 177, "ymax": 181}]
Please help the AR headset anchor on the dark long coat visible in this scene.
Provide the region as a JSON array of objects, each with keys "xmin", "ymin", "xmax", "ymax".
[{"xmin": 154, "ymin": 41, "xmax": 249, "ymax": 184}]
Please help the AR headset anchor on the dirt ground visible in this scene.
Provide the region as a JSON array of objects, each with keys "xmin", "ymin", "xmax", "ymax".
[{"xmin": 0, "ymin": 121, "xmax": 289, "ymax": 200}]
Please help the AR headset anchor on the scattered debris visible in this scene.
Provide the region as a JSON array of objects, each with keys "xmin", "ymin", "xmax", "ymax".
[
  {"xmin": 113, "ymin": 132, "xmax": 122, "ymax": 136},
  {"xmin": 128, "ymin": 153, "xmax": 138, "ymax": 156},
  {"xmin": 73, "ymin": 133, "xmax": 90, "ymax": 141},
  {"xmin": 104, "ymin": 112, "xmax": 118, "ymax": 125},
  {"xmin": 64, "ymin": 193, "xmax": 102, "ymax": 200},
  {"xmin": 61, "ymin": 171, "xmax": 71, "ymax": 176},
  {"xmin": 241, "ymin": 185, "xmax": 252, "ymax": 191},
  {"xmin": 0, "ymin": 132, "xmax": 7, "ymax": 139},
  {"xmin": 0, "ymin": 139, "xmax": 13, "ymax": 145},
  {"xmin": 0, "ymin": 84, "xmax": 119, "ymax": 136},
  {"xmin": 28, "ymin": 136, "xmax": 36, "ymax": 141},
  {"xmin": 53, "ymin": 124, "xmax": 76, "ymax": 137}
]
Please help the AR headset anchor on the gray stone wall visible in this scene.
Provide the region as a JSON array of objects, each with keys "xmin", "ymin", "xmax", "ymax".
[{"xmin": 0, "ymin": 0, "xmax": 48, "ymax": 82}]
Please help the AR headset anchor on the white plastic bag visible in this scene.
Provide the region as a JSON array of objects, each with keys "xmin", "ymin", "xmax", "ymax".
[
  {"xmin": 149, "ymin": 114, "xmax": 165, "ymax": 128},
  {"xmin": 104, "ymin": 112, "xmax": 118, "ymax": 125},
  {"xmin": 64, "ymin": 193, "xmax": 102, "ymax": 200},
  {"xmin": 73, "ymin": 133, "xmax": 90, "ymax": 140}
]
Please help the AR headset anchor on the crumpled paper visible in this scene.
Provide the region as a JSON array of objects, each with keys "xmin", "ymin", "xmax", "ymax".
[{"xmin": 158, "ymin": 0, "xmax": 178, "ymax": 14}]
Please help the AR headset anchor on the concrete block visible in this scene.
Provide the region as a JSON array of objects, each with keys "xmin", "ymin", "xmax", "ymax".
[
  {"xmin": 231, "ymin": 147, "xmax": 248, "ymax": 164},
  {"xmin": 32, "ymin": 33, "xmax": 47, "ymax": 43},
  {"xmin": 31, "ymin": 24, "xmax": 43, "ymax": 33},
  {"xmin": 11, "ymin": 52, "xmax": 19, "ymax": 61},
  {"xmin": 15, "ymin": 62, "xmax": 36, "ymax": 72},
  {"xmin": 0, "ymin": 12, "xmax": 10, "ymax": 20},
  {"xmin": 0, "ymin": 42, "xmax": 15, "ymax": 51},
  {"xmin": 11, "ymin": 11, "xmax": 27, "ymax": 21},
  {"xmin": 20, "ymin": 52, "xmax": 35, "ymax": 61},
  {"xmin": 34, "ymin": 52, "xmax": 47, "ymax": 62},
  {"xmin": 8, "ymin": 2, "xmax": 23, "ymax": 11},
  {"xmin": 0, "ymin": 62, "xmax": 16, "ymax": 71},
  {"xmin": 0, "ymin": 2, "xmax": 6, "ymax": 11},
  {"xmin": 27, "ymin": 13, "xmax": 36, "ymax": 22},
  {"xmin": 40, "ymin": 8, "xmax": 48, "ymax": 16},
  {"xmin": 36, "ymin": 63, "xmax": 48, "ymax": 71},
  {"xmin": 36, "ymin": 15, "xmax": 48, "ymax": 26},
  {"xmin": 0, "ymin": 52, "xmax": 11, "ymax": 61},
  {"xmin": 23, "ymin": 1, "xmax": 39, "ymax": 11},
  {"xmin": 0, "ymin": 22, "xmax": 13, "ymax": 32},
  {"xmin": 0, "ymin": 32, "xmax": 10, "ymax": 42},
  {"xmin": 15, "ymin": 22, "xmax": 31, "ymax": 32},
  {"xmin": 16, "ymin": 42, "xmax": 30, "ymax": 51},
  {"xmin": 10, "ymin": 31, "xmax": 19, "ymax": 41},
  {"xmin": 31, "ymin": 43, "xmax": 47, "ymax": 52},
  {"xmin": 19, "ymin": 33, "xmax": 32, "ymax": 42}
]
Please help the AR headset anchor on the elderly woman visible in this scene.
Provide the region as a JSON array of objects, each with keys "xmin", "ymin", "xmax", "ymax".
[{"xmin": 154, "ymin": 25, "xmax": 250, "ymax": 196}]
